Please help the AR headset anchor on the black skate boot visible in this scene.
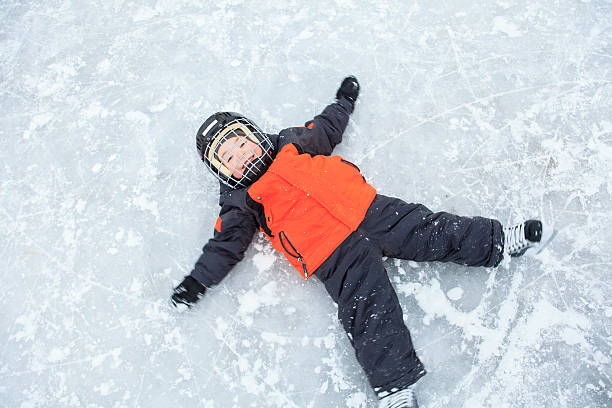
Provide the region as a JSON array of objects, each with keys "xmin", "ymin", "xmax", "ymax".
[
  {"xmin": 379, "ymin": 385, "xmax": 419, "ymax": 408},
  {"xmin": 503, "ymin": 220, "xmax": 555, "ymax": 257}
]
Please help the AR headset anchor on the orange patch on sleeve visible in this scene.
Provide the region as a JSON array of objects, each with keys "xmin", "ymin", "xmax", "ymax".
[
  {"xmin": 214, "ymin": 217, "xmax": 222, "ymax": 232},
  {"xmin": 306, "ymin": 121, "xmax": 314, "ymax": 129}
]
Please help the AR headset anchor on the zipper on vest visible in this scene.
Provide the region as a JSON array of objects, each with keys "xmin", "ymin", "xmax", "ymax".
[{"xmin": 279, "ymin": 231, "xmax": 308, "ymax": 278}]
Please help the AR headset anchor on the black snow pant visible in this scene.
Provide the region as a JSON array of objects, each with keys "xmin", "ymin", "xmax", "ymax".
[{"xmin": 314, "ymin": 194, "xmax": 504, "ymax": 397}]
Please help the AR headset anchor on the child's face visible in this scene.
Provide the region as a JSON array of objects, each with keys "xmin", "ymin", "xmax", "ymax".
[{"xmin": 217, "ymin": 135, "xmax": 264, "ymax": 179}]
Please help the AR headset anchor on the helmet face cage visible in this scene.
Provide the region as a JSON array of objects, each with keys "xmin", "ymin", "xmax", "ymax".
[{"xmin": 199, "ymin": 114, "xmax": 273, "ymax": 189}]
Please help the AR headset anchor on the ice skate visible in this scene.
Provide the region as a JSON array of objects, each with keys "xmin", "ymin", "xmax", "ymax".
[
  {"xmin": 379, "ymin": 385, "xmax": 419, "ymax": 408},
  {"xmin": 503, "ymin": 220, "xmax": 556, "ymax": 257}
]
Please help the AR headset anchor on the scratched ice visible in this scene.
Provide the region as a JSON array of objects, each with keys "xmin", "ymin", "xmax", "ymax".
[{"xmin": 1, "ymin": 1, "xmax": 611, "ymax": 407}]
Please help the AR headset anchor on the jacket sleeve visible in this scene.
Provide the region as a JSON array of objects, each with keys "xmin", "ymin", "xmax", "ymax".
[
  {"xmin": 189, "ymin": 204, "xmax": 258, "ymax": 287},
  {"xmin": 279, "ymin": 98, "xmax": 353, "ymax": 156}
]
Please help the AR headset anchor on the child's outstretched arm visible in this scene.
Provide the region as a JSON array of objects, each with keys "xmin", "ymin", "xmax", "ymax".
[
  {"xmin": 280, "ymin": 76, "xmax": 360, "ymax": 156},
  {"xmin": 170, "ymin": 203, "xmax": 258, "ymax": 310},
  {"xmin": 192, "ymin": 204, "xmax": 258, "ymax": 286}
]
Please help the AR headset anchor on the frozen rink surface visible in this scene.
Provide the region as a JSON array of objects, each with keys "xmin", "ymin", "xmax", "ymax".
[{"xmin": 1, "ymin": 0, "xmax": 611, "ymax": 407}]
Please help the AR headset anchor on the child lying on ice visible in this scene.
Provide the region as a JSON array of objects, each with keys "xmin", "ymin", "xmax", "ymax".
[{"xmin": 170, "ymin": 76, "xmax": 554, "ymax": 408}]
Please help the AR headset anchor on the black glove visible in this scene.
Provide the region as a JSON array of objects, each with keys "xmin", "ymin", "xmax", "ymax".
[
  {"xmin": 335, "ymin": 75, "xmax": 360, "ymax": 112},
  {"xmin": 170, "ymin": 276, "xmax": 206, "ymax": 310}
]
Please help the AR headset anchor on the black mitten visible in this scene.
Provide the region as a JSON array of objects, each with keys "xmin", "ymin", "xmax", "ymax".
[
  {"xmin": 170, "ymin": 276, "xmax": 206, "ymax": 310},
  {"xmin": 335, "ymin": 75, "xmax": 360, "ymax": 112}
]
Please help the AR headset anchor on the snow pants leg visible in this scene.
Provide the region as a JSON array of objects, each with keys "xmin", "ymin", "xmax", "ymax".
[
  {"xmin": 314, "ymin": 194, "xmax": 504, "ymax": 396},
  {"xmin": 362, "ymin": 194, "xmax": 504, "ymax": 267}
]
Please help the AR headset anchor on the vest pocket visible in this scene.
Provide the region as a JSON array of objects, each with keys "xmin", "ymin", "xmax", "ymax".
[{"xmin": 279, "ymin": 231, "xmax": 308, "ymax": 278}]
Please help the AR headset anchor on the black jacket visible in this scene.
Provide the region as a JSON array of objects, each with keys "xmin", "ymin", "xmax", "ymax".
[{"xmin": 191, "ymin": 99, "xmax": 354, "ymax": 287}]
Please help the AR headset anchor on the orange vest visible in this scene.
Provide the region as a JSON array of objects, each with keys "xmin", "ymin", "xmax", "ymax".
[{"xmin": 248, "ymin": 144, "xmax": 376, "ymax": 278}]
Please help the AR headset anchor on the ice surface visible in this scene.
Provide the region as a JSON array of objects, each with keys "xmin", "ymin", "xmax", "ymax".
[{"xmin": 1, "ymin": 1, "xmax": 611, "ymax": 407}]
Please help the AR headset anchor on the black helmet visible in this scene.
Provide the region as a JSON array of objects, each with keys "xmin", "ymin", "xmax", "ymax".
[{"xmin": 196, "ymin": 112, "xmax": 274, "ymax": 189}]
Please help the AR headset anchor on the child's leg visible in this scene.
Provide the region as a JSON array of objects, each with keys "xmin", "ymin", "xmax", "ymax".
[
  {"xmin": 361, "ymin": 194, "xmax": 504, "ymax": 267},
  {"xmin": 315, "ymin": 233, "xmax": 426, "ymax": 398}
]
